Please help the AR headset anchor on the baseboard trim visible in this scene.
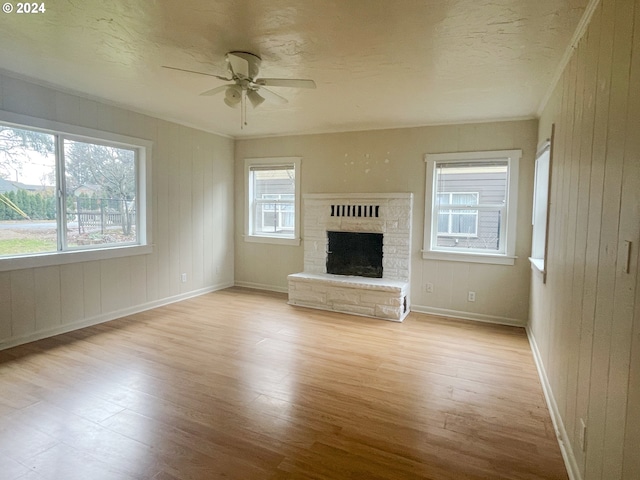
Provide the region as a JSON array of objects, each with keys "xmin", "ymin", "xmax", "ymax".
[
  {"xmin": 526, "ymin": 327, "xmax": 581, "ymax": 480},
  {"xmin": 410, "ymin": 304, "xmax": 525, "ymax": 327},
  {"xmin": 234, "ymin": 281, "xmax": 288, "ymax": 294},
  {"xmin": 0, "ymin": 282, "xmax": 234, "ymax": 351}
]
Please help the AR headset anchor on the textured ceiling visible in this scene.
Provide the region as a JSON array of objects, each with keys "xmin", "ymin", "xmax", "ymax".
[{"xmin": 0, "ymin": 0, "xmax": 588, "ymax": 138}]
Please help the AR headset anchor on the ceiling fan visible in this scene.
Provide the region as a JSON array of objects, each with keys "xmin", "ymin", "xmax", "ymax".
[{"xmin": 162, "ymin": 51, "xmax": 316, "ymax": 128}]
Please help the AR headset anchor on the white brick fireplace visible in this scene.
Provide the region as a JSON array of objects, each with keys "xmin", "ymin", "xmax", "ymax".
[{"xmin": 288, "ymin": 193, "xmax": 412, "ymax": 321}]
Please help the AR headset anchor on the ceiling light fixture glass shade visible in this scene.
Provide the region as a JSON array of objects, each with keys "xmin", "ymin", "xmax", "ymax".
[
  {"xmin": 224, "ymin": 85, "xmax": 242, "ymax": 108},
  {"xmin": 247, "ymin": 90, "xmax": 265, "ymax": 108}
]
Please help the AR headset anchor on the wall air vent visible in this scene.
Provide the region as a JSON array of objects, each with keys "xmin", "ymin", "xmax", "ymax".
[{"xmin": 330, "ymin": 204, "xmax": 380, "ymax": 218}]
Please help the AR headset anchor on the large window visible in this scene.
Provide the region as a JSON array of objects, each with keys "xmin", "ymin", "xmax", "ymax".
[
  {"xmin": 245, "ymin": 157, "xmax": 301, "ymax": 245},
  {"xmin": 423, "ymin": 150, "xmax": 521, "ymax": 265},
  {"xmin": 0, "ymin": 112, "xmax": 151, "ymax": 270}
]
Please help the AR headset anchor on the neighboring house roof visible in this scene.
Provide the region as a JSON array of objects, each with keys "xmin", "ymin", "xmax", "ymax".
[
  {"xmin": 0, "ymin": 178, "xmax": 54, "ymax": 194},
  {"xmin": 12, "ymin": 181, "xmax": 49, "ymax": 192},
  {"xmin": 0, "ymin": 177, "xmax": 19, "ymax": 193}
]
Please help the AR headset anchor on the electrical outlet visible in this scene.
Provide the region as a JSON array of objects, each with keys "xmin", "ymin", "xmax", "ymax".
[
  {"xmin": 181, "ymin": 273, "xmax": 187, "ymax": 283},
  {"xmin": 426, "ymin": 282, "xmax": 434, "ymax": 293},
  {"xmin": 468, "ymin": 291, "xmax": 476, "ymax": 302},
  {"xmin": 579, "ymin": 418, "xmax": 587, "ymax": 451}
]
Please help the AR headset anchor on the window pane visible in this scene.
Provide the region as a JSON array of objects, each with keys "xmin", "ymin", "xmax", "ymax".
[
  {"xmin": 255, "ymin": 198, "xmax": 295, "ymax": 234},
  {"xmin": 451, "ymin": 212, "xmax": 477, "ymax": 234},
  {"xmin": 436, "ymin": 208, "xmax": 502, "ymax": 250},
  {"xmin": 64, "ymin": 139, "xmax": 137, "ymax": 248},
  {"xmin": 532, "ymin": 149, "xmax": 550, "ymax": 260},
  {"xmin": 435, "ymin": 161, "xmax": 507, "ymax": 206},
  {"xmin": 0, "ymin": 126, "xmax": 57, "ymax": 257},
  {"xmin": 437, "ymin": 211, "xmax": 449, "ymax": 234},
  {"xmin": 434, "ymin": 161, "xmax": 507, "ymax": 252},
  {"xmin": 251, "ymin": 166, "xmax": 295, "ymax": 237},
  {"xmin": 451, "ymin": 193, "xmax": 478, "ymax": 205}
]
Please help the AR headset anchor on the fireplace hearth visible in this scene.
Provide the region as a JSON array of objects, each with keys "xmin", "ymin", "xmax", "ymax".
[
  {"xmin": 288, "ymin": 193, "xmax": 412, "ymax": 321},
  {"xmin": 326, "ymin": 231, "xmax": 383, "ymax": 278}
]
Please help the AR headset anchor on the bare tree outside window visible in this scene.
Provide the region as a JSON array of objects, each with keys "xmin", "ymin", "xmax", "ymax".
[
  {"xmin": 64, "ymin": 139, "xmax": 137, "ymax": 246},
  {"xmin": 0, "ymin": 126, "xmax": 55, "ymax": 182}
]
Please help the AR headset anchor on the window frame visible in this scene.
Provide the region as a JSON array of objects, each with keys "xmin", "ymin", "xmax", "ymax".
[
  {"xmin": 0, "ymin": 110, "xmax": 153, "ymax": 272},
  {"xmin": 529, "ymin": 135, "xmax": 553, "ymax": 280},
  {"xmin": 244, "ymin": 157, "xmax": 301, "ymax": 246},
  {"xmin": 422, "ymin": 149, "xmax": 521, "ymax": 265}
]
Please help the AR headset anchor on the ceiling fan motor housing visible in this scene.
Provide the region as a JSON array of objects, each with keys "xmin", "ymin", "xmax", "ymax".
[{"xmin": 227, "ymin": 51, "xmax": 262, "ymax": 80}]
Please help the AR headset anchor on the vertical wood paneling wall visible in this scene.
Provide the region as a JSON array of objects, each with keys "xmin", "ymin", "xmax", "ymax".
[
  {"xmin": 530, "ymin": 0, "xmax": 640, "ymax": 478},
  {"xmin": 0, "ymin": 74, "xmax": 235, "ymax": 348}
]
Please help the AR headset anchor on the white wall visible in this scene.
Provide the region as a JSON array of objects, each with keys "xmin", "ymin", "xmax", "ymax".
[
  {"xmin": 235, "ymin": 119, "xmax": 537, "ymax": 325},
  {"xmin": 0, "ymin": 74, "xmax": 235, "ymax": 348},
  {"xmin": 529, "ymin": 0, "xmax": 640, "ymax": 478}
]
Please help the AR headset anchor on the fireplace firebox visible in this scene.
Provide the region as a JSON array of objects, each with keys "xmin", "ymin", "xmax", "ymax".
[{"xmin": 326, "ymin": 231, "xmax": 383, "ymax": 278}]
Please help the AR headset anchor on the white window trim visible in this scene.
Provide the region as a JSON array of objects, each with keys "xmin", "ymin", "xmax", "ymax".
[
  {"xmin": 244, "ymin": 157, "xmax": 301, "ymax": 246},
  {"xmin": 422, "ymin": 149, "xmax": 521, "ymax": 266},
  {"xmin": 0, "ymin": 110, "xmax": 153, "ymax": 272}
]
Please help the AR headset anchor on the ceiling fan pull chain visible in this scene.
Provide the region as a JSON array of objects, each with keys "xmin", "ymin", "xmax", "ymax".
[{"xmin": 241, "ymin": 89, "xmax": 246, "ymax": 129}]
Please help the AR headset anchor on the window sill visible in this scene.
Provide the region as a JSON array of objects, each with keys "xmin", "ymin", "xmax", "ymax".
[
  {"xmin": 0, "ymin": 244, "xmax": 154, "ymax": 272},
  {"xmin": 438, "ymin": 235, "xmax": 480, "ymax": 239},
  {"xmin": 528, "ymin": 257, "xmax": 545, "ymax": 273},
  {"xmin": 421, "ymin": 249, "xmax": 516, "ymax": 265},
  {"xmin": 244, "ymin": 235, "xmax": 301, "ymax": 246}
]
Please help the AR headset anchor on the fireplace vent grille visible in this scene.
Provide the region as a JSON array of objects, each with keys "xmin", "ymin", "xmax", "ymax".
[{"xmin": 330, "ymin": 204, "xmax": 380, "ymax": 218}]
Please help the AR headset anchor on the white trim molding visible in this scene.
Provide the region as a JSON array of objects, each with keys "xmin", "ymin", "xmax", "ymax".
[
  {"xmin": 234, "ymin": 280, "xmax": 288, "ymax": 294},
  {"xmin": 0, "ymin": 282, "xmax": 234, "ymax": 351},
  {"xmin": 526, "ymin": 327, "xmax": 582, "ymax": 480},
  {"xmin": 411, "ymin": 304, "xmax": 525, "ymax": 327},
  {"xmin": 423, "ymin": 149, "xmax": 521, "ymax": 265}
]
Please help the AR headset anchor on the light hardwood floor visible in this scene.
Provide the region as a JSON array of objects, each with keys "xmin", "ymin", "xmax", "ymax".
[{"xmin": 0, "ymin": 287, "xmax": 567, "ymax": 480}]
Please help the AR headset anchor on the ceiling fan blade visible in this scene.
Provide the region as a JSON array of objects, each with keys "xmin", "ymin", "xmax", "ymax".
[
  {"xmin": 257, "ymin": 87, "xmax": 288, "ymax": 105},
  {"xmin": 256, "ymin": 78, "xmax": 316, "ymax": 89},
  {"xmin": 227, "ymin": 53, "xmax": 250, "ymax": 78},
  {"xmin": 247, "ymin": 90, "xmax": 266, "ymax": 108},
  {"xmin": 161, "ymin": 65, "xmax": 231, "ymax": 81},
  {"xmin": 199, "ymin": 84, "xmax": 234, "ymax": 96}
]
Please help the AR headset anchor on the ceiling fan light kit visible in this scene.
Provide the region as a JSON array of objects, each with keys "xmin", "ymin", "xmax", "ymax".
[
  {"xmin": 163, "ymin": 51, "xmax": 316, "ymax": 128},
  {"xmin": 223, "ymin": 85, "xmax": 242, "ymax": 108}
]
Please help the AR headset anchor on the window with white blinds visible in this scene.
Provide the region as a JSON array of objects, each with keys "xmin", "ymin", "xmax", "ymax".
[
  {"xmin": 244, "ymin": 157, "xmax": 301, "ymax": 246},
  {"xmin": 423, "ymin": 150, "xmax": 521, "ymax": 265}
]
